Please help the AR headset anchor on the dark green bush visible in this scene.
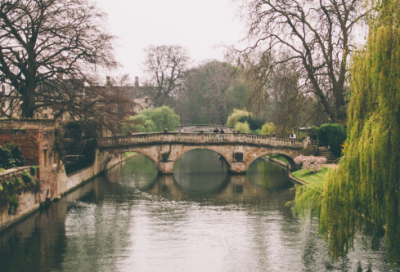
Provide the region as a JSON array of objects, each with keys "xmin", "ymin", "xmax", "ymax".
[
  {"xmin": 31, "ymin": 165, "xmax": 39, "ymax": 176},
  {"xmin": 0, "ymin": 144, "xmax": 25, "ymax": 169},
  {"xmin": 315, "ymin": 124, "xmax": 347, "ymax": 157},
  {"xmin": 15, "ymin": 177, "xmax": 23, "ymax": 184},
  {"xmin": 238, "ymin": 116, "xmax": 265, "ymax": 130},
  {"xmin": 22, "ymin": 171, "xmax": 32, "ymax": 183},
  {"xmin": 8, "ymin": 195, "xmax": 19, "ymax": 215}
]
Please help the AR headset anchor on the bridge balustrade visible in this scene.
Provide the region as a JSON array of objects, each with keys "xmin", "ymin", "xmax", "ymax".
[{"xmin": 99, "ymin": 132, "xmax": 306, "ymax": 149}]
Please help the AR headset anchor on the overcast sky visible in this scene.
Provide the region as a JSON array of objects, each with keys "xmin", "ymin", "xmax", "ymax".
[{"xmin": 94, "ymin": 0, "xmax": 246, "ymax": 83}]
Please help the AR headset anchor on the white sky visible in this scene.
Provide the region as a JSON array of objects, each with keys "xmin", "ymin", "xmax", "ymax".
[{"xmin": 94, "ymin": 0, "xmax": 246, "ymax": 83}]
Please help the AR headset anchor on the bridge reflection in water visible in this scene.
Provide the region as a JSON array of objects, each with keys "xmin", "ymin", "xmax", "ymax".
[
  {"xmin": 0, "ymin": 150, "xmax": 393, "ymax": 272},
  {"xmin": 105, "ymin": 149, "xmax": 294, "ymax": 205}
]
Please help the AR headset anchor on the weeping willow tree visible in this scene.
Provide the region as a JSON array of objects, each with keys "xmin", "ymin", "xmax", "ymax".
[{"xmin": 319, "ymin": 0, "xmax": 400, "ymax": 265}]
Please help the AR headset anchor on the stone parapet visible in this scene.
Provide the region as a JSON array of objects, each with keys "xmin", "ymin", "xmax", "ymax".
[{"xmin": 99, "ymin": 132, "xmax": 307, "ymax": 149}]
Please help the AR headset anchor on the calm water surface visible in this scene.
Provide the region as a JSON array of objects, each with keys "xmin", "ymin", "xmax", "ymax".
[{"xmin": 0, "ymin": 150, "xmax": 397, "ymax": 272}]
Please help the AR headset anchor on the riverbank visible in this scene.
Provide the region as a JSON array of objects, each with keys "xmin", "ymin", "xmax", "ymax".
[
  {"xmin": 0, "ymin": 151, "xmax": 137, "ymax": 232},
  {"xmin": 290, "ymin": 167, "xmax": 329, "ymax": 187},
  {"xmin": 264, "ymin": 155, "xmax": 332, "ymax": 186}
]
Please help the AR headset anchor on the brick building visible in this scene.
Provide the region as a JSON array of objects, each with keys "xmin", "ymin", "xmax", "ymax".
[{"xmin": 0, "ymin": 120, "xmax": 58, "ymax": 200}]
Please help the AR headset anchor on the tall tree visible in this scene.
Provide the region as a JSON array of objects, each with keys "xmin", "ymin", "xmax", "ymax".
[
  {"xmin": 243, "ymin": 52, "xmax": 328, "ymax": 133},
  {"xmin": 179, "ymin": 60, "xmax": 250, "ymax": 125},
  {"xmin": 142, "ymin": 45, "xmax": 189, "ymax": 107},
  {"xmin": 236, "ymin": 0, "xmax": 367, "ymax": 124},
  {"xmin": 0, "ymin": 0, "xmax": 117, "ymax": 118},
  {"xmin": 319, "ymin": 0, "xmax": 400, "ymax": 265}
]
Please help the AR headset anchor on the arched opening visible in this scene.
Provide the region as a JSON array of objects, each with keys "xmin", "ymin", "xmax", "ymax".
[
  {"xmin": 104, "ymin": 152, "xmax": 158, "ymax": 191},
  {"xmin": 247, "ymin": 157, "xmax": 293, "ymax": 190},
  {"xmin": 102, "ymin": 149, "xmax": 158, "ymax": 173},
  {"xmin": 247, "ymin": 152, "xmax": 298, "ymax": 171},
  {"xmin": 173, "ymin": 149, "xmax": 229, "ymax": 193}
]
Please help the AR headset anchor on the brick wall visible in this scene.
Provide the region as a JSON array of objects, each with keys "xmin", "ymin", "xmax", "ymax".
[{"xmin": 0, "ymin": 120, "xmax": 59, "ymax": 200}]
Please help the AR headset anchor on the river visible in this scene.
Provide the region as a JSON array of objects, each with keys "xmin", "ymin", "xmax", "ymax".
[{"xmin": 0, "ymin": 150, "xmax": 397, "ymax": 272}]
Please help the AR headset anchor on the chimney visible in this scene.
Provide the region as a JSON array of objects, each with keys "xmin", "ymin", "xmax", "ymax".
[
  {"xmin": 106, "ymin": 76, "xmax": 111, "ymax": 87},
  {"xmin": 135, "ymin": 76, "xmax": 139, "ymax": 87}
]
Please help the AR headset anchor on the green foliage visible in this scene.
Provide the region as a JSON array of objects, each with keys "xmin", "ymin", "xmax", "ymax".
[
  {"xmin": 261, "ymin": 122, "xmax": 276, "ymax": 135},
  {"xmin": 15, "ymin": 177, "xmax": 23, "ymax": 184},
  {"xmin": 318, "ymin": 1, "xmax": 400, "ymax": 265},
  {"xmin": 0, "ymin": 144, "xmax": 25, "ymax": 170},
  {"xmin": 181, "ymin": 61, "xmax": 251, "ymax": 125},
  {"xmin": 226, "ymin": 109, "xmax": 251, "ymax": 127},
  {"xmin": 251, "ymin": 129, "xmax": 261, "ymax": 135},
  {"xmin": 30, "ymin": 165, "xmax": 39, "ymax": 176},
  {"xmin": 234, "ymin": 121, "xmax": 250, "ymax": 133},
  {"xmin": 0, "ymin": 168, "xmax": 5, "ymax": 172},
  {"xmin": 8, "ymin": 195, "xmax": 19, "ymax": 215},
  {"xmin": 121, "ymin": 106, "xmax": 180, "ymax": 134},
  {"xmin": 292, "ymin": 167, "xmax": 329, "ymax": 185},
  {"xmin": 315, "ymin": 124, "xmax": 346, "ymax": 157},
  {"xmin": 238, "ymin": 115, "xmax": 265, "ymax": 130},
  {"xmin": 22, "ymin": 171, "xmax": 32, "ymax": 183},
  {"xmin": 0, "ymin": 171, "xmax": 40, "ymax": 213},
  {"xmin": 269, "ymin": 154, "xmax": 288, "ymax": 164},
  {"xmin": 121, "ymin": 115, "xmax": 156, "ymax": 133}
]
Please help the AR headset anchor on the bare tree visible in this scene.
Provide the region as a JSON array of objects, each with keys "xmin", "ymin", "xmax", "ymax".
[
  {"xmin": 0, "ymin": 0, "xmax": 117, "ymax": 118},
  {"xmin": 142, "ymin": 45, "xmax": 190, "ymax": 107},
  {"xmin": 235, "ymin": 0, "xmax": 367, "ymax": 124},
  {"xmin": 233, "ymin": 50, "xmax": 328, "ymax": 134}
]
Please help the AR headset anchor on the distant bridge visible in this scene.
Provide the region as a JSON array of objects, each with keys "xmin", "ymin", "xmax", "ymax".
[{"xmin": 98, "ymin": 132, "xmax": 307, "ymax": 174}]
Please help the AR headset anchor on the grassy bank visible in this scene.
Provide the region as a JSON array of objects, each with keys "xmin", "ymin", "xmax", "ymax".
[
  {"xmin": 123, "ymin": 152, "xmax": 135, "ymax": 157},
  {"xmin": 291, "ymin": 167, "xmax": 329, "ymax": 187},
  {"xmin": 267, "ymin": 154, "xmax": 288, "ymax": 164}
]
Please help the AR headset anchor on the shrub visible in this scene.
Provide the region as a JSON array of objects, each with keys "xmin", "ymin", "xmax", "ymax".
[
  {"xmin": 238, "ymin": 115, "xmax": 265, "ymax": 130},
  {"xmin": 294, "ymin": 155, "xmax": 327, "ymax": 173},
  {"xmin": 261, "ymin": 122, "xmax": 276, "ymax": 135},
  {"xmin": 316, "ymin": 124, "xmax": 347, "ymax": 157},
  {"xmin": 8, "ymin": 195, "xmax": 19, "ymax": 215},
  {"xmin": 234, "ymin": 121, "xmax": 250, "ymax": 133},
  {"xmin": 226, "ymin": 109, "xmax": 251, "ymax": 127},
  {"xmin": 0, "ymin": 144, "xmax": 25, "ymax": 170},
  {"xmin": 121, "ymin": 106, "xmax": 180, "ymax": 133},
  {"xmin": 15, "ymin": 177, "xmax": 23, "ymax": 184},
  {"xmin": 31, "ymin": 166, "xmax": 39, "ymax": 176},
  {"xmin": 22, "ymin": 171, "xmax": 32, "ymax": 183}
]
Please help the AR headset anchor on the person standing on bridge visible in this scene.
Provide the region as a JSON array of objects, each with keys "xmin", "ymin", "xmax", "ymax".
[
  {"xmin": 220, "ymin": 128, "xmax": 225, "ymax": 141},
  {"xmin": 214, "ymin": 127, "xmax": 219, "ymax": 141}
]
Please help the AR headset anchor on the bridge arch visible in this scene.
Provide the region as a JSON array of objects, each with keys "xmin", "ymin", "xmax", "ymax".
[
  {"xmin": 170, "ymin": 146, "xmax": 231, "ymax": 167},
  {"xmin": 100, "ymin": 147, "xmax": 160, "ymax": 173},
  {"xmin": 246, "ymin": 151, "xmax": 298, "ymax": 170},
  {"xmin": 98, "ymin": 132, "xmax": 306, "ymax": 174}
]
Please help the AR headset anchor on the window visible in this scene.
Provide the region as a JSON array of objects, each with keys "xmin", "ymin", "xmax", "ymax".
[
  {"xmin": 52, "ymin": 150, "xmax": 57, "ymax": 164},
  {"xmin": 43, "ymin": 149, "xmax": 48, "ymax": 167},
  {"xmin": 144, "ymin": 97, "xmax": 148, "ymax": 104}
]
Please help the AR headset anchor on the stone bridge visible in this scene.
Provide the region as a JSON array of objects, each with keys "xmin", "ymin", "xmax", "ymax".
[{"xmin": 98, "ymin": 132, "xmax": 307, "ymax": 174}]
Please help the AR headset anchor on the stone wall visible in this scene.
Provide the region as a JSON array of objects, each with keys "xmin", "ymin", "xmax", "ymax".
[
  {"xmin": 0, "ymin": 166, "xmax": 40, "ymax": 231},
  {"xmin": 178, "ymin": 125, "xmax": 234, "ymax": 133},
  {"xmin": 0, "ymin": 120, "xmax": 132, "ymax": 231},
  {"xmin": 0, "ymin": 120, "xmax": 59, "ymax": 201}
]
